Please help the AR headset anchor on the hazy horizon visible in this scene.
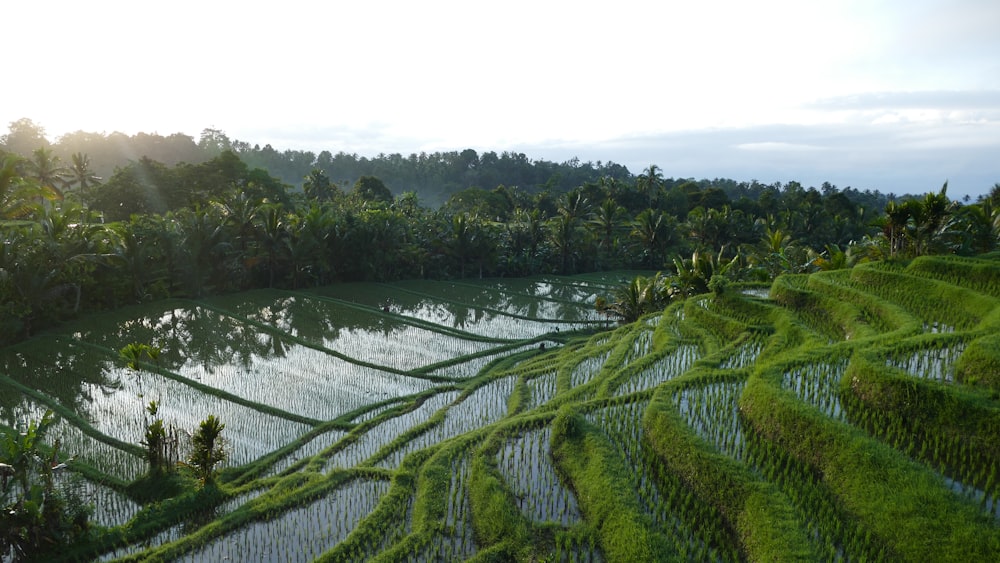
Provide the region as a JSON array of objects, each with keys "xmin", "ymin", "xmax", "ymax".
[{"xmin": 6, "ymin": 0, "xmax": 999, "ymax": 200}]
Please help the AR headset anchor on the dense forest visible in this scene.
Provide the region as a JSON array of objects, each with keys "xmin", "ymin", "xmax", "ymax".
[{"xmin": 2, "ymin": 117, "xmax": 998, "ymax": 346}]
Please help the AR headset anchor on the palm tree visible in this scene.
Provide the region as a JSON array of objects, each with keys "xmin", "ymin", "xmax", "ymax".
[
  {"xmin": 217, "ymin": 190, "xmax": 262, "ymax": 288},
  {"xmin": 25, "ymin": 148, "xmax": 69, "ymax": 200},
  {"xmin": 810, "ymin": 243, "xmax": 865, "ymax": 271},
  {"xmin": 670, "ymin": 250, "xmax": 739, "ymax": 298},
  {"xmin": 303, "ymin": 168, "xmax": 339, "ymax": 202},
  {"xmin": 503, "ymin": 208, "xmax": 545, "ymax": 275},
  {"xmin": 597, "ymin": 272, "xmax": 669, "ymax": 323},
  {"xmin": 587, "ymin": 198, "xmax": 625, "ymax": 267},
  {"xmin": 1, "ymin": 155, "xmax": 35, "ymax": 220},
  {"xmin": 178, "ymin": 206, "xmax": 229, "ymax": 296},
  {"xmin": 287, "ymin": 203, "xmax": 335, "ymax": 286},
  {"xmin": 67, "ymin": 152, "xmax": 102, "ymax": 193},
  {"xmin": 881, "ymin": 200, "xmax": 911, "ymax": 257},
  {"xmin": 255, "ymin": 204, "xmax": 289, "ymax": 288},
  {"xmin": 911, "ymin": 182, "xmax": 956, "ymax": 255},
  {"xmin": 547, "ymin": 211, "xmax": 582, "ymax": 274},
  {"xmin": 447, "ymin": 213, "xmax": 485, "ymax": 278},
  {"xmin": 953, "ymin": 199, "xmax": 999, "ymax": 254},
  {"xmin": 637, "ymin": 164, "xmax": 664, "ymax": 209},
  {"xmin": 630, "ymin": 208, "xmax": 674, "ymax": 268}
]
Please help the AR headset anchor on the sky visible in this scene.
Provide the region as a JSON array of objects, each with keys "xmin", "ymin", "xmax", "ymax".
[{"xmin": 5, "ymin": 0, "xmax": 999, "ymax": 200}]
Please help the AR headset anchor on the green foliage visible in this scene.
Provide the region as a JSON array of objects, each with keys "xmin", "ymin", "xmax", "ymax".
[
  {"xmin": 139, "ymin": 400, "xmax": 180, "ymax": 477},
  {"xmin": 352, "ymin": 175, "xmax": 393, "ymax": 204},
  {"xmin": 4, "ymin": 234, "xmax": 1000, "ymax": 561},
  {"xmin": 708, "ymin": 274, "xmax": 729, "ymax": 296},
  {"xmin": 643, "ymin": 382, "xmax": 816, "ymax": 562},
  {"xmin": 0, "ymin": 411, "xmax": 91, "ymax": 561},
  {"xmin": 118, "ymin": 342, "xmax": 160, "ymax": 370},
  {"xmin": 550, "ymin": 407, "xmax": 676, "ymax": 562},
  {"xmin": 468, "ymin": 451, "xmax": 531, "ymax": 559},
  {"xmin": 741, "ymin": 371, "xmax": 1000, "ymax": 561},
  {"xmin": 596, "ymin": 272, "xmax": 670, "ymax": 323},
  {"xmin": 956, "ymin": 333, "xmax": 1000, "ymax": 390},
  {"xmin": 187, "ymin": 415, "xmax": 226, "ymax": 485}
]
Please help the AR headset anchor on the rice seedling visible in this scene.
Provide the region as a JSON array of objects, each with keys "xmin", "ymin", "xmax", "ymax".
[
  {"xmin": 923, "ymin": 321, "xmax": 955, "ymax": 334},
  {"xmin": 171, "ymin": 342, "xmax": 437, "ymax": 421},
  {"xmin": 8, "ymin": 261, "xmax": 1000, "ymax": 560},
  {"xmin": 780, "ymin": 359, "xmax": 849, "ymax": 422},
  {"xmin": 350, "ymin": 400, "xmax": 406, "ymax": 424},
  {"xmin": 177, "ymin": 478, "xmax": 390, "ymax": 562},
  {"xmin": 718, "ymin": 337, "xmax": 765, "ymax": 370},
  {"xmin": 323, "ymin": 391, "xmax": 462, "ymax": 471},
  {"xmin": 569, "ymin": 351, "xmax": 612, "ymax": 390},
  {"xmin": 584, "ymin": 401, "xmax": 709, "ymax": 557},
  {"xmin": 943, "ymin": 475, "xmax": 1000, "ymax": 522},
  {"xmin": 57, "ymin": 474, "xmax": 141, "ymax": 529},
  {"xmin": 552, "ymin": 530, "xmax": 604, "ymax": 563},
  {"xmin": 672, "ymin": 380, "xmax": 748, "ymax": 460},
  {"xmin": 376, "ymin": 376, "xmax": 517, "ymax": 469},
  {"xmin": 525, "ymin": 371, "xmax": 558, "ymax": 409},
  {"xmin": 98, "ymin": 522, "xmax": 188, "ymax": 561},
  {"xmin": 496, "ymin": 426, "xmax": 582, "ymax": 526},
  {"xmin": 622, "ymin": 329, "xmax": 655, "ymax": 367},
  {"xmin": 403, "ymin": 453, "xmax": 478, "ymax": 562},
  {"xmin": 618, "ymin": 344, "xmax": 699, "ymax": 396},
  {"xmin": 428, "ymin": 341, "xmax": 557, "ymax": 379},
  {"xmin": 262, "ymin": 429, "xmax": 349, "ymax": 477},
  {"xmin": 886, "ymin": 342, "xmax": 967, "ymax": 383}
]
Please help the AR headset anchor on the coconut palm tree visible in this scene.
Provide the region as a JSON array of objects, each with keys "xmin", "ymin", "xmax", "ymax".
[
  {"xmin": 953, "ymin": 199, "xmax": 999, "ymax": 254},
  {"xmin": 67, "ymin": 152, "xmax": 102, "ymax": 193},
  {"xmin": 596, "ymin": 272, "xmax": 669, "ymax": 323},
  {"xmin": 910, "ymin": 182, "xmax": 956, "ymax": 255},
  {"xmin": 25, "ymin": 148, "xmax": 69, "ymax": 200},
  {"xmin": 255, "ymin": 204, "xmax": 289, "ymax": 288},
  {"xmin": 637, "ymin": 164, "xmax": 664, "ymax": 209},
  {"xmin": 547, "ymin": 211, "xmax": 582, "ymax": 275},
  {"xmin": 881, "ymin": 200, "xmax": 912, "ymax": 257},
  {"xmin": 630, "ymin": 208, "xmax": 674, "ymax": 268},
  {"xmin": 587, "ymin": 198, "xmax": 625, "ymax": 267},
  {"xmin": 1, "ymin": 155, "xmax": 35, "ymax": 220}
]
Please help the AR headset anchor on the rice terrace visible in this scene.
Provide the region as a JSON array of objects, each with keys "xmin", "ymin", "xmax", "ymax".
[{"xmin": 3, "ymin": 255, "xmax": 1000, "ymax": 561}]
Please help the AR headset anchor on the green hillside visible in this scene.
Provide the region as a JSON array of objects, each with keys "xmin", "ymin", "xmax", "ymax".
[{"xmin": 2, "ymin": 257, "xmax": 999, "ymax": 561}]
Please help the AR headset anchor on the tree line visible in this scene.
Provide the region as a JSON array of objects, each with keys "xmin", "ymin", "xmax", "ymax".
[
  {"xmin": 3, "ymin": 118, "xmax": 999, "ymax": 346},
  {"xmin": 2, "ymin": 119, "xmax": 633, "ymax": 207}
]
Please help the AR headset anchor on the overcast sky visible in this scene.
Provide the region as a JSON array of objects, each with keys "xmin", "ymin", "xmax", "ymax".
[{"xmin": 6, "ymin": 0, "xmax": 999, "ymax": 199}]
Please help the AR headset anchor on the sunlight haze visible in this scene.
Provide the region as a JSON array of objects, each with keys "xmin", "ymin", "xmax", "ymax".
[{"xmin": 6, "ymin": 0, "xmax": 999, "ymax": 199}]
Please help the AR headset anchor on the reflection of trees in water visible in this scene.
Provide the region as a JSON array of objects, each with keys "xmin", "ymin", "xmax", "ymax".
[
  {"xmin": 0, "ymin": 339, "xmax": 118, "ymax": 416},
  {"xmin": 231, "ymin": 294, "xmax": 417, "ymax": 342},
  {"xmin": 70, "ymin": 304, "xmax": 283, "ymax": 372}
]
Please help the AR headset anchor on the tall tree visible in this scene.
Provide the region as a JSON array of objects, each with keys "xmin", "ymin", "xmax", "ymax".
[
  {"xmin": 303, "ymin": 168, "xmax": 339, "ymax": 202},
  {"xmin": 352, "ymin": 175, "xmax": 393, "ymax": 204},
  {"xmin": 637, "ymin": 164, "xmax": 664, "ymax": 209},
  {"xmin": 25, "ymin": 148, "xmax": 69, "ymax": 200},
  {"xmin": 1, "ymin": 118, "xmax": 49, "ymax": 155},
  {"xmin": 67, "ymin": 152, "xmax": 102, "ymax": 193},
  {"xmin": 0, "ymin": 155, "xmax": 37, "ymax": 219},
  {"xmin": 630, "ymin": 208, "xmax": 675, "ymax": 268},
  {"xmin": 587, "ymin": 198, "xmax": 626, "ymax": 267}
]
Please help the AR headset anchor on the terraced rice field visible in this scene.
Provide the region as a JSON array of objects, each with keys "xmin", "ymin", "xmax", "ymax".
[{"xmin": 2, "ymin": 257, "xmax": 999, "ymax": 562}]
